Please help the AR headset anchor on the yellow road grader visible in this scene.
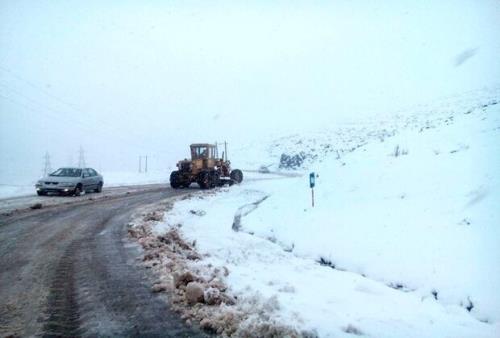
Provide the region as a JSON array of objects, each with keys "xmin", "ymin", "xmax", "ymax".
[{"xmin": 170, "ymin": 143, "xmax": 243, "ymax": 189}]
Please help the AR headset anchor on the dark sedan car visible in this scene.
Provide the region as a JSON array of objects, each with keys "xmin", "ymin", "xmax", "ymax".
[{"xmin": 35, "ymin": 167, "xmax": 104, "ymax": 196}]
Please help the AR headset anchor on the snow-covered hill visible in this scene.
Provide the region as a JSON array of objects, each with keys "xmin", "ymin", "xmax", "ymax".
[
  {"xmin": 155, "ymin": 91, "xmax": 500, "ymax": 337},
  {"xmin": 231, "ymin": 88, "xmax": 500, "ymax": 172}
]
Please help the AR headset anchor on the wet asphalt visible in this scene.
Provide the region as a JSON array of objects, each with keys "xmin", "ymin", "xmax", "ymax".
[{"xmin": 0, "ymin": 186, "xmax": 209, "ymax": 337}]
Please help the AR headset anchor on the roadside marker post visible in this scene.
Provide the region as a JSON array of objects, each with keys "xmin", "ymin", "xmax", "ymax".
[{"xmin": 309, "ymin": 172, "xmax": 315, "ymax": 207}]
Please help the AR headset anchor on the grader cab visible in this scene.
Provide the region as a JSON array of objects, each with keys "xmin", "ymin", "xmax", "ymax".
[{"xmin": 170, "ymin": 143, "xmax": 243, "ymax": 189}]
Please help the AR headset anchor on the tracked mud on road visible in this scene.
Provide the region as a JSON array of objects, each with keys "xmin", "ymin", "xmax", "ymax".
[
  {"xmin": 43, "ymin": 241, "xmax": 81, "ymax": 337},
  {"xmin": 0, "ymin": 183, "xmax": 170, "ymax": 217},
  {"xmin": 0, "ymin": 186, "xmax": 208, "ymax": 337}
]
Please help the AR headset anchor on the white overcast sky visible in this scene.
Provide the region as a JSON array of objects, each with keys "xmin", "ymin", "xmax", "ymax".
[{"xmin": 1, "ymin": 0, "xmax": 499, "ymax": 182}]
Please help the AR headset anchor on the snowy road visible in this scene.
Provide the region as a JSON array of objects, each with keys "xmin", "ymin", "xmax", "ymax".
[
  {"xmin": 0, "ymin": 186, "xmax": 209, "ymax": 337},
  {"xmin": 0, "ymin": 183, "xmax": 170, "ymax": 215}
]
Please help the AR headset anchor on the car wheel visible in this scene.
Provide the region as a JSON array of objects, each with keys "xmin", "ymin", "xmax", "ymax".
[
  {"xmin": 74, "ymin": 184, "xmax": 82, "ymax": 196},
  {"xmin": 95, "ymin": 182, "xmax": 103, "ymax": 193}
]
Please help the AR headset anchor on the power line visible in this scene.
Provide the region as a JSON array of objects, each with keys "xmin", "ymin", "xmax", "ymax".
[
  {"xmin": 0, "ymin": 76, "xmax": 155, "ymax": 157},
  {"xmin": 0, "ymin": 90, "xmax": 101, "ymax": 136},
  {"xmin": 1, "ymin": 67, "xmax": 164, "ymax": 170},
  {"xmin": 0, "ymin": 68, "xmax": 152, "ymax": 146},
  {"xmin": 0, "ymin": 66, "xmax": 81, "ymax": 110}
]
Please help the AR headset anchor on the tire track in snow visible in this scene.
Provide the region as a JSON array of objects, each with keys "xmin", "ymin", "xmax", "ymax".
[{"xmin": 231, "ymin": 194, "xmax": 270, "ymax": 232}]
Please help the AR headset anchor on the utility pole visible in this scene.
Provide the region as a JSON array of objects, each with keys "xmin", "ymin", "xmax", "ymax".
[
  {"xmin": 78, "ymin": 146, "xmax": 86, "ymax": 168},
  {"xmin": 42, "ymin": 152, "xmax": 52, "ymax": 177},
  {"xmin": 139, "ymin": 155, "xmax": 148, "ymax": 173}
]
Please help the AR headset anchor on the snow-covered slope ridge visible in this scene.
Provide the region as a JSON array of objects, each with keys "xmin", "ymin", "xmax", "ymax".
[
  {"xmin": 242, "ymin": 97, "xmax": 500, "ymax": 320},
  {"xmin": 157, "ymin": 93, "xmax": 500, "ymax": 337},
  {"xmin": 232, "ymin": 89, "xmax": 500, "ymax": 172}
]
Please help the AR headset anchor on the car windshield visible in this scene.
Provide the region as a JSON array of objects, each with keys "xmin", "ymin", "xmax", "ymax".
[{"xmin": 49, "ymin": 168, "xmax": 82, "ymax": 177}]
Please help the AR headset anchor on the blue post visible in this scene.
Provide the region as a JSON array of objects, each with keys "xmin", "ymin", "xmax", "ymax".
[{"xmin": 310, "ymin": 172, "xmax": 315, "ymax": 207}]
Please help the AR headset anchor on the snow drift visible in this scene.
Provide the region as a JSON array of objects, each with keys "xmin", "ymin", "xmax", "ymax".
[{"xmin": 155, "ymin": 91, "xmax": 500, "ymax": 337}]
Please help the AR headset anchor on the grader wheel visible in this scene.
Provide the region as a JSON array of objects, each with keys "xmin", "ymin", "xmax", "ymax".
[
  {"xmin": 170, "ymin": 171, "xmax": 182, "ymax": 189},
  {"xmin": 211, "ymin": 171, "xmax": 220, "ymax": 188},
  {"xmin": 230, "ymin": 169, "xmax": 243, "ymax": 184},
  {"xmin": 197, "ymin": 171, "xmax": 211, "ymax": 189}
]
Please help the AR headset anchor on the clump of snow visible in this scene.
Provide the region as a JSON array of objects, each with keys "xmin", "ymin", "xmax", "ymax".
[
  {"xmin": 155, "ymin": 93, "xmax": 500, "ymax": 337},
  {"xmin": 185, "ymin": 282, "xmax": 205, "ymax": 305}
]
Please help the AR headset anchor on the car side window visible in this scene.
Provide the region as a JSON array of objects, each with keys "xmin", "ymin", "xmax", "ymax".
[
  {"xmin": 82, "ymin": 169, "xmax": 90, "ymax": 178},
  {"xmin": 90, "ymin": 169, "xmax": 98, "ymax": 176}
]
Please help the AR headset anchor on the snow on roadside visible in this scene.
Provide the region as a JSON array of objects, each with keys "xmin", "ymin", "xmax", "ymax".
[
  {"xmin": 100, "ymin": 170, "xmax": 168, "ymax": 187},
  {"xmin": 0, "ymin": 184, "xmax": 34, "ymax": 199},
  {"xmin": 239, "ymin": 101, "xmax": 500, "ymax": 326},
  {"xmin": 153, "ymin": 97, "xmax": 499, "ymax": 337},
  {"xmin": 156, "ymin": 185, "xmax": 496, "ymax": 337},
  {"xmin": 130, "ymin": 194, "xmax": 317, "ymax": 337}
]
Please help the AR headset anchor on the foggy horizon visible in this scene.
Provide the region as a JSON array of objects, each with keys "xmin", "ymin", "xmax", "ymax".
[{"xmin": 1, "ymin": 0, "xmax": 499, "ymax": 183}]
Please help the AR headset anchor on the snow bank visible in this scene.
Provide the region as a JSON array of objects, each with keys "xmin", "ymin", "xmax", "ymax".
[
  {"xmin": 155, "ymin": 94, "xmax": 499, "ymax": 336},
  {"xmin": 0, "ymin": 184, "xmax": 34, "ymax": 199},
  {"xmin": 241, "ymin": 100, "xmax": 500, "ymax": 325},
  {"xmin": 157, "ymin": 187, "xmax": 497, "ymax": 337}
]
